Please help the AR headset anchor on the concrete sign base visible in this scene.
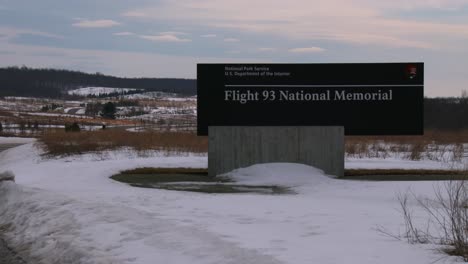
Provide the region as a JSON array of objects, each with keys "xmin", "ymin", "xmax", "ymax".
[{"xmin": 208, "ymin": 126, "xmax": 344, "ymax": 177}]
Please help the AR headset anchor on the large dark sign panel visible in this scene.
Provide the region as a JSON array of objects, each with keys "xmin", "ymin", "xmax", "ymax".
[{"xmin": 197, "ymin": 63, "xmax": 424, "ymax": 136}]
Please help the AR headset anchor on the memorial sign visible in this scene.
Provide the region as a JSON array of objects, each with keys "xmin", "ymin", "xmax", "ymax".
[{"xmin": 197, "ymin": 63, "xmax": 424, "ymax": 136}]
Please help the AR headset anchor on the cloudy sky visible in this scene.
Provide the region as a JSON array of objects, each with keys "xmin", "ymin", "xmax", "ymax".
[{"xmin": 0, "ymin": 0, "xmax": 467, "ymax": 96}]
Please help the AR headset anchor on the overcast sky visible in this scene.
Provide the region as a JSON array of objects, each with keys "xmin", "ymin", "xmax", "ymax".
[{"xmin": 0, "ymin": 0, "xmax": 467, "ymax": 96}]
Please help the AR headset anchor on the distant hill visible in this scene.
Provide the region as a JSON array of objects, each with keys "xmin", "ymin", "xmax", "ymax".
[
  {"xmin": 0, "ymin": 66, "xmax": 196, "ymax": 98},
  {"xmin": 1, "ymin": 66, "xmax": 468, "ymax": 131}
]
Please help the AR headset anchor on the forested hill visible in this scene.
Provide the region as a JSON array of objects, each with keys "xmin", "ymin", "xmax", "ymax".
[{"xmin": 0, "ymin": 67, "xmax": 196, "ymax": 98}]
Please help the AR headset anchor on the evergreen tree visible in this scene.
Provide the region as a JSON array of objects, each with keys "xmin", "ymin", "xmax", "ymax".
[
  {"xmin": 101, "ymin": 102, "xmax": 116, "ymax": 119},
  {"xmin": 65, "ymin": 122, "xmax": 80, "ymax": 132}
]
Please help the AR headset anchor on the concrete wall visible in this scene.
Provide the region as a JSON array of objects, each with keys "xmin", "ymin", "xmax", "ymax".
[{"xmin": 208, "ymin": 126, "xmax": 344, "ymax": 177}]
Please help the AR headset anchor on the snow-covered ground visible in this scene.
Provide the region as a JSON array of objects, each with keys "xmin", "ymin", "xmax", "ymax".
[
  {"xmin": 346, "ymin": 143, "xmax": 468, "ymax": 170},
  {"xmin": 67, "ymin": 87, "xmax": 140, "ymax": 96},
  {"xmin": 0, "ymin": 137, "xmax": 36, "ymax": 144},
  {"xmin": 0, "ymin": 142, "xmax": 463, "ymax": 264},
  {"xmin": 165, "ymin": 97, "xmax": 197, "ymax": 102},
  {"xmin": 346, "ymin": 157, "xmax": 467, "ymax": 170},
  {"xmin": 25, "ymin": 112, "xmax": 92, "ymax": 118},
  {"xmin": 124, "ymin": 106, "xmax": 196, "ymax": 121},
  {"xmin": 66, "ymin": 88, "xmax": 178, "ymax": 99},
  {"xmin": 122, "ymin": 91, "xmax": 178, "ymax": 99}
]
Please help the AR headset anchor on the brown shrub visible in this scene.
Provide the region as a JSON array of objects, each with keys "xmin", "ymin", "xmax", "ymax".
[
  {"xmin": 39, "ymin": 129, "xmax": 207, "ymax": 156},
  {"xmin": 408, "ymin": 142, "xmax": 426, "ymax": 161},
  {"xmin": 345, "ymin": 129, "xmax": 468, "ymax": 163},
  {"xmin": 346, "ymin": 129, "xmax": 468, "ymax": 145}
]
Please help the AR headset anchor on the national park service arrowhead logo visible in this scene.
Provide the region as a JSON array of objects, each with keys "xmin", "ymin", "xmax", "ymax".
[{"xmin": 406, "ymin": 64, "xmax": 417, "ymax": 79}]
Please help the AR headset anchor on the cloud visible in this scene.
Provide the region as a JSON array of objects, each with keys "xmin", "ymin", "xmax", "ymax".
[
  {"xmin": 0, "ymin": 41, "xmax": 263, "ymax": 78},
  {"xmin": 121, "ymin": 0, "xmax": 468, "ymax": 49},
  {"xmin": 140, "ymin": 34, "xmax": 191, "ymax": 42},
  {"xmin": 159, "ymin": 31, "xmax": 188, "ymax": 36},
  {"xmin": 358, "ymin": 0, "xmax": 468, "ymax": 11},
  {"xmin": 122, "ymin": 11, "xmax": 147, "ymax": 17},
  {"xmin": 257, "ymin": 47, "xmax": 277, "ymax": 52},
  {"xmin": 288, "ymin": 47, "xmax": 325, "ymax": 53},
  {"xmin": 223, "ymin": 38, "xmax": 240, "ymax": 42},
  {"xmin": 72, "ymin": 19, "xmax": 121, "ymax": 28},
  {"xmin": 0, "ymin": 26, "xmax": 63, "ymax": 40},
  {"xmin": 0, "ymin": 21, "xmax": 465, "ymax": 97},
  {"xmin": 113, "ymin": 32, "xmax": 134, "ymax": 36},
  {"xmin": 201, "ymin": 34, "xmax": 217, "ymax": 38},
  {"xmin": 0, "ymin": 50, "xmax": 15, "ymax": 55}
]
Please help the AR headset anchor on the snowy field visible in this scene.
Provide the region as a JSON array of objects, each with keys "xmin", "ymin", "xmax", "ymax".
[
  {"xmin": 346, "ymin": 157, "xmax": 467, "ymax": 170},
  {"xmin": 66, "ymin": 87, "xmax": 179, "ymax": 99},
  {"xmin": 122, "ymin": 91, "xmax": 178, "ymax": 99},
  {"xmin": 0, "ymin": 137, "xmax": 36, "ymax": 144},
  {"xmin": 0, "ymin": 140, "xmax": 464, "ymax": 264},
  {"xmin": 67, "ymin": 87, "xmax": 140, "ymax": 96}
]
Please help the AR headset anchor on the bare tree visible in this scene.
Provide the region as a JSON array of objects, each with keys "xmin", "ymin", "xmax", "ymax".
[
  {"xmin": 388, "ymin": 176, "xmax": 468, "ymax": 261},
  {"xmin": 462, "ymin": 90, "xmax": 468, "ymax": 98}
]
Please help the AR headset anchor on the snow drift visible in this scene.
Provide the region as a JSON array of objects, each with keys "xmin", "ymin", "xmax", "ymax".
[
  {"xmin": 222, "ymin": 163, "xmax": 333, "ymax": 187},
  {"xmin": 0, "ymin": 141, "xmax": 456, "ymax": 264}
]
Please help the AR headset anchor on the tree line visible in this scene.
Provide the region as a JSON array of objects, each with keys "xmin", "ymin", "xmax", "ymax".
[
  {"xmin": 0, "ymin": 66, "xmax": 196, "ymax": 98},
  {"xmin": 425, "ymin": 97, "xmax": 468, "ymax": 130},
  {"xmin": 1, "ymin": 66, "xmax": 467, "ymax": 130}
]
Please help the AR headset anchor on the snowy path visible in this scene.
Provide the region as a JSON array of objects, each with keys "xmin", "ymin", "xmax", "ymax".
[
  {"xmin": 0, "ymin": 141, "xmax": 461, "ymax": 264},
  {"xmin": 0, "ymin": 181, "xmax": 282, "ymax": 264},
  {"xmin": 0, "ymin": 138, "xmax": 35, "ymax": 264},
  {"xmin": 0, "ymin": 136, "xmax": 36, "ymax": 153},
  {"xmin": 0, "ymin": 233, "xmax": 26, "ymax": 264},
  {"xmin": 0, "ymin": 144, "xmax": 23, "ymax": 153}
]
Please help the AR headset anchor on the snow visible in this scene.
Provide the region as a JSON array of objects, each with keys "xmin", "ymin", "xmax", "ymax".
[
  {"xmin": 0, "ymin": 137, "xmax": 36, "ymax": 144},
  {"xmin": 222, "ymin": 163, "xmax": 333, "ymax": 187},
  {"xmin": 346, "ymin": 157, "xmax": 466, "ymax": 170},
  {"xmin": 126, "ymin": 127, "xmax": 145, "ymax": 132},
  {"xmin": 165, "ymin": 97, "xmax": 197, "ymax": 102},
  {"xmin": 67, "ymin": 87, "xmax": 139, "ymax": 96},
  {"xmin": 66, "ymin": 88, "xmax": 180, "ymax": 99},
  {"xmin": 64, "ymin": 107, "xmax": 86, "ymax": 115},
  {"xmin": 122, "ymin": 91, "xmax": 178, "ymax": 99},
  {"xmin": 125, "ymin": 106, "xmax": 196, "ymax": 121},
  {"xmin": 3, "ymin": 96, "xmax": 38, "ymax": 100},
  {"xmin": 345, "ymin": 143, "xmax": 468, "ymax": 170},
  {"xmin": 0, "ymin": 143, "xmax": 461, "ymax": 264},
  {"xmin": 26, "ymin": 112, "xmax": 92, "ymax": 118}
]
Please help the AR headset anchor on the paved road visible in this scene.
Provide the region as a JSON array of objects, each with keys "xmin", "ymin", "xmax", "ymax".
[{"xmin": 0, "ymin": 143, "xmax": 28, "ymax": 264}]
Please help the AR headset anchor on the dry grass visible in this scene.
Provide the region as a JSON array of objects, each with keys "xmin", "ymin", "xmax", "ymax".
[
  {"xmin": 344, "ymin": 169, "xmax": 468, "ymax": 181},
  {"xmin": 0, "ymin": 110, "xmax": 15, "ymax": 117},
  {"xmin": 39, "ymin": 129, "xmax": 207, "ymax": 156},
  {"xmin": 346, "ymin": 130, "xmax": 468, "ymax": 145},
  {"xmin": 345, "ymin": 130, "xmax": 468, "ymax": 163},
  {"xmin": 1, "ymin": 114, "xmax": 139, "ymax": 128},
  {"xmin": 138, "ymin": 98, "xmax": 196, "ymax": 108},
  {"xmin": 345, "ymin": 169, "xmax": 467, "ymax": 177},
  {"xmin": 0, "ymin": 131, "xmax": 22, "ymax": 137},
  {"xmin": 37, "ymin": 128, "xmax": 468, "ymax": 161}
]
